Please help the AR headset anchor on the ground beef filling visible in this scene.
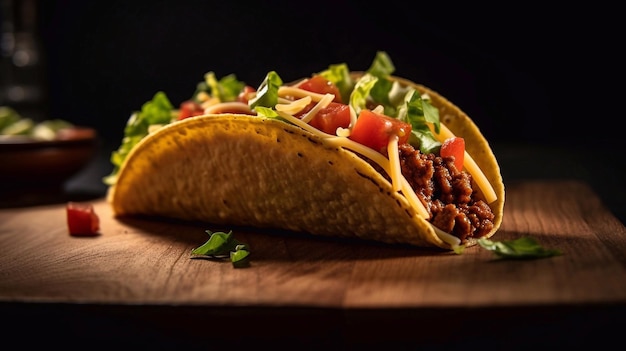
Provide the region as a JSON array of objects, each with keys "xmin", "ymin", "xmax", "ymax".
[{"xmin": 396, "ymin": 143, "xmax": 495, "ymax": 243}]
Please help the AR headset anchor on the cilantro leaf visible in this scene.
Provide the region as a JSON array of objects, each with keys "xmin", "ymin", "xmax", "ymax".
[
  {"xmin": 478, "ymin": 237, "xmax": 562, "ymax": 259},
  {"xmin": 230, "ymin": 245, "xmax": 251, "ymax": 268},
  {"xmin": 249, "ymin": 71, "xmax": 283, "ymax": 110},
  {"xmin": 191, "ymin": 230, "xmax": 251, "ymax": 268},
  {"xmin": 403, "ymin": 91, "xmax": 441, "ymax": 154}
]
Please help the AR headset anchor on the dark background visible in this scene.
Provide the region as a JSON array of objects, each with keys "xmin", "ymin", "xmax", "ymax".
[{"xmin": 8, "ymin": 0, "xmax": 622, "ymax": 145}]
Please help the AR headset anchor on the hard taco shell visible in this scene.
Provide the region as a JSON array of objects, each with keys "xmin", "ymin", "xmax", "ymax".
[{"xmin": 108, "ymin": 75, "xmax": 504, "ymax": 250}]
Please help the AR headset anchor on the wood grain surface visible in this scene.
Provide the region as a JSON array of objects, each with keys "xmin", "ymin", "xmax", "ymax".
[
  {"xmin": 2, "ymin": 179, "xmax": 626, "ymax": 348},
  {"xmin": 2, "ymin": 179, "xmax": 625, "ymax": 307}
]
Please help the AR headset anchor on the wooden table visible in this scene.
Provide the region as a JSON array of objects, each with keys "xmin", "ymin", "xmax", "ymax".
[{"xmin": 2, "ymin": 180, "xmax": 625, "ymax": 348}]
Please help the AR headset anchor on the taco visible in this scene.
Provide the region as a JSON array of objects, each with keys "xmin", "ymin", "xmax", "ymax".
[{"xmin": 105, "ymin": 52, "xmax": 504, "ymax": 250}]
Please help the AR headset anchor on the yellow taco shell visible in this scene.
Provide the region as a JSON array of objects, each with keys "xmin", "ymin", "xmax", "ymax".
[{"xmin": 108, "ymin": 76, "xmax": 504, "ymax": 250}]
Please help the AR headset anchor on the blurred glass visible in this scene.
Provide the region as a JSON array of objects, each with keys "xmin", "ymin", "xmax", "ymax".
[{"xmin": 1, "ymin": 0, "xmax": 45, "ymax": 120}]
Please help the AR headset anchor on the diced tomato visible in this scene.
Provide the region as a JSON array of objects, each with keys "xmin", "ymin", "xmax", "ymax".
[
  {"xmin": 178, "ymin": 100, "xmax": 204, "ymax": 120},
  {"xmin": 297, "ymin": 75, "xmax": 342, "ymax": 103},
  {"xmin": 237, "ymin": 85, "xmax": 256, "ymax": 104},
  {"xmin": 296, "ymin": 101, "xmax": 351, "ymax": 135},
  {"xmin": 348, "ymin": 110, "xmax": 412, "ymax": 154},
  {"xmin": 67, "ymin": 202, "xmax": 100, "ymax": 236},
  {"xmin": 440, "ymin": 137, "xmax": 465, "ymax": 170}
]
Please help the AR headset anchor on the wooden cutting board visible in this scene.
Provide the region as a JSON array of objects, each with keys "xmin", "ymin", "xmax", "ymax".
[{"xmin": 1, "ymin": 179, "xmax": 626, "ymax": 308}]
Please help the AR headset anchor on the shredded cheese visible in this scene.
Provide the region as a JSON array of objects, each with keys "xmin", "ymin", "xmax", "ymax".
[
  {"xmin": 275, "ymin": 96, "xmax": 312, "ymax": 115},
  {"xmin": 432, "ymin": 225, "xmax": 462, "ymax": 247},
  {"xmin": 429, "ymin": 123, "xmax": 497, "ymax": 204},
  {"xmin": 204, "ymin": 102, "xmax": 252, "ymax": 115},
  {"xmin": 276, "ymin": 110, "xmax": 335, "ymax": 138},
  {"xmin": 148, "ymin": 124, "xmax": 165, "ymax": 134},
  {"xmin": 278, "ymin": 86, "xmax": 329, "ymax": 102},
  {"xmin": 200, "ymin": 96, "xmax": 220, "ymax": 109},
  {"xmin": 335, "ymin": 106, "xmax": 358, "ymax": 137},
  {"xmin": 300, "ymin": 93, "xmax": 334, "ymax": 123},
  {"xmin": 336, "ymin": 127, "xmax": 351, "ymax": 138},
  {"xmin": 387, "ymin": 135, "xmax": 402, "ymax": 192}
]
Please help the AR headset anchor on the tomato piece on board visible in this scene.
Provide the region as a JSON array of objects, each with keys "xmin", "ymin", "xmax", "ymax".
[
  {"xmin": 297, "ymin": 75, "xmax": 343, "ymax": 103},
  {"xmin": 67, "ymin": 202, "xmax": 100, "ymax": 236},
  {"xmin": 440, "ymin": 137, "xmax": 465, "ymax": 170},
  {"xmin": 348, "ymin": 110, "xmax": 412, "ymax": 153},
  {"xmin": 178, "ymin": 100, "xmax": 205, "ymax": 120}
]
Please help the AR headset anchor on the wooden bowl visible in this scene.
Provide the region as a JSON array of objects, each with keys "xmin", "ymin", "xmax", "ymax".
[{"xmin": 0, "ymin": 127, "xmax": 98, "ymax": 189}]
